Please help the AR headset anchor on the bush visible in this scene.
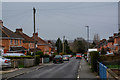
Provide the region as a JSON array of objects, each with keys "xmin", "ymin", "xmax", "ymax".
[
  {"xmin": 27, "ymin": 51, "xmax": 31, "ymax": 56},
  {"xmin": 101, "ymin": 48, "xmax": 107, "ymax": 55},
  {"xmin": 36, "ymin": 51, "xmax": 44, "ymax": 58},
  {"xmin": 43, "ymin": 54, "xmax": 49, "ymax": 58},
  {"xmin": 53, "ymin": 53, "xmax": 59, "ymax": 57},
  {"xmin": 4, "ymin": 56, "xmax": 33, "ymax": 59},
  {"xmin": 84, "ymin": 54, "xmax": 87, "ymax": 59},
  {"xmin": 90, "ymin": 51, "xmax": 99, "ymax": 72}
]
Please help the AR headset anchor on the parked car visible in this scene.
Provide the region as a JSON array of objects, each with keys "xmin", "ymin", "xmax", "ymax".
[
  {"xmin": 0, "ymin": 56, "xmax": 11, "ymax": 67},
  {"xmin": 3, "ymin": 53, "xmax": 25, "ymax": 56},
  {"xmin": 53, "ymin": 55, "xmax": 63, "ymax": 63},
  {"xmin": 67, "ymin": 55, "xmax": 72, "ymax": 58},
  {"xmin": 76, "ymin": 53, "xmax": 82, "ymax": 59},
  {"xmin": 62, "ymin": 55, "xmax": 69, "ymax": 61}
]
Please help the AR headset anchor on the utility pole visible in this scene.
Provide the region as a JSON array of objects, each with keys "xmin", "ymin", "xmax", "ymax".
[
  {"xmin": 33, "ymin": 7, "xmax": 36, "ymax": 65},
  {"xmin": 58, "ymin": 38, "xmax": 60, "ymax": 55},
  {"xmin": 63, "ymin": 36, "xmax": 65, "ymax": 53},
  {"xmin": 85, "ymin": 26, "xmax": 89, "ymax": 51}
]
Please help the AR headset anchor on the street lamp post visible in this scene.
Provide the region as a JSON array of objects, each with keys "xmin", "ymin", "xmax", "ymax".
[{"xmin": 85, "ymin": 26, "xmax": 89, "ymax": 51}]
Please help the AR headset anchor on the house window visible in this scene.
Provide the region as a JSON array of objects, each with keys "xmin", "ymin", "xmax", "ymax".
[
  {"xmin": 10, "ymin": 39, "xmax": 12, "ymax": 45},
  {"xmin": 20, "ymin": 40, "xmax": 22, "ymax": 45},
  {"xmin": 17, "ymin": 40, "xmax": 18, "ymax": 45},
  {"xmin": 14, "ymin": 40, "xmax": 18, "ymax": 45},
  {"xmin": 14, "ymin": 40, "xmax": 16, "ymax": 45}
]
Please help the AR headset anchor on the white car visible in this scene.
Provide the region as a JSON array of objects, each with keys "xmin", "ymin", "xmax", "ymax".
[
  {"xmin": 0, "ymin": 56, "xmax": 11, "ymax": 67},
  {"xmin": 3, "ymin": 53, "xmax": 25, "ymax": 56}
]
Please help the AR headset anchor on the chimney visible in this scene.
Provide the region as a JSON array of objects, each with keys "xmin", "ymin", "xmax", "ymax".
[
  {"xmin": 48, "ymin": 40, "xmax": 51, "ymax": 44},
  {"xmin": 33, "ymin": 32, "xmax": 38, "ymax": 38},
  {"xmin": 113, "ymin": 33, "xmax": 117, "ymax": 37},
  {"xmin": 109, "ymin": 36, "xmax": 113, "ymax": 40},
  {"xmin": 0, "ymin": 20, "xmax": 3, "ymax": 28},
  {"xmin": 16, "ymin": 28, "xmax": 23, "ymax": 33}
]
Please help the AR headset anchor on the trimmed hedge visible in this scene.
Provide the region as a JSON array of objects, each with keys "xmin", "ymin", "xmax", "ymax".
[
  {"xmin": 36, "ymin": 51, "xmax": 44, "ymax": 58},
  {"xmin": 90, "ymin": 51, "xmax": 100, "ymax": 72},
  {"xmin": 100, "ymin": 55, "xmax": 120, "ymax": 62},
  {"xmin": 4, "ymin": 56, "xmax": 33, "ymax": 59}
]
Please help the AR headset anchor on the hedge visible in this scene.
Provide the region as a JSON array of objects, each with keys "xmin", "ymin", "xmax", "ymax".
[
  {"xmin": 100, "ymin": 55, "xmax": 120, "ymax": 62},
  {"xmin": 90, "ymin": 51, "xmax": 99, "ymax": 72},
  {"xmin": 4, "ymin": 56, "xmax": 33, "ymax": 59}
]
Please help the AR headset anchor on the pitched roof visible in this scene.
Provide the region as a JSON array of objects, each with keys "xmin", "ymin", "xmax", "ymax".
[
  {"xmin": 15, "ymin": 32, "xmax": 34, "ymax": 42},
  {"xmin": 34, "ymin": 37, "xmax": 49, "ymax": 45},
  {"xmin": 31, "ymin": 33, "xmax": 49, "ymax": 46},
  {"xmin": 0, "ymin": 26, "xmax": 24, "ymax": 40}
]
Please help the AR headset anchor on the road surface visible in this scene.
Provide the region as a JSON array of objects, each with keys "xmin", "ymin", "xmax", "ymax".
[{"xmin": 12, "ymin": 57, "xmax": 81, "ymax": 79}]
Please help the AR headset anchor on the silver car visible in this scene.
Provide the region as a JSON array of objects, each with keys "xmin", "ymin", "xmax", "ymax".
[{"xmin": 0, "ymin": 56, "xmax": 11, "ymax": 67}]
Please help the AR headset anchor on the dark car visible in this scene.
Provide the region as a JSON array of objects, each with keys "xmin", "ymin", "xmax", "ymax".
[
  {"xmin": 62, "ymin": 55, "xmax": 69, "ymax": 61},
  {"xmin": 76, "ymin": 53, "xmax": 82, "ymax": 59},
  {"xmin": 53, "ymin": 55, "xmax": 63, "ymax": 63}
]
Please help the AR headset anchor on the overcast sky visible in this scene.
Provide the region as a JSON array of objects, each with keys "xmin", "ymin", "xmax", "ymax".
[{"xmin": 2, "ymin": 2, "xmax": 118, "ymax": 40}]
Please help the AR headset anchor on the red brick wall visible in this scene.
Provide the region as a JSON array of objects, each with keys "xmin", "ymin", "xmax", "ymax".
[
  {"xmin": 1, "ymin": 39, "xmax": 23, "ymax": 53},
  {"xmin": 37, "ymin": 45, "xmax": 51, "ymax": 55},
  {"xmin": 23, "ymin": 43, "xmax": 34, "ymax": 49}
]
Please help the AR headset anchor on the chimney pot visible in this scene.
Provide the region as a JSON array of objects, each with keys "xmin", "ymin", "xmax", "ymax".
[
  {"xmin": 33, "ymin": 32, "xmax": 38, "ymax": 37},
  {"xmin": 16, "ymin": 28, "xmax": 23, "ymax": 33}
]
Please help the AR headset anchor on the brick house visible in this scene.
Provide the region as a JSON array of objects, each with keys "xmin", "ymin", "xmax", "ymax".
[
  {"xmin": 32, "ymin": 33, "xmax": 52, "ymax": 55},
  {"xmin": 15, "ymin": 28, "xmax": 34, "ymax": 51},
  {"xmin": 107, "ymin": 36, "xmax": 114, "ymax": 53},
  {"xmin": 98, "ymin": 33, "xmax": 120, "ymax": 54},
  {"xmin": 0, "ymin": 20, "xmax": 26, "ymax": 53},
  {"xmin": 113, "ymin": 33, "xmax": 120, "ymax": 54},
  {"xmin": 99, "ymin": 39, "xmax": 108, "ymax": 51}
]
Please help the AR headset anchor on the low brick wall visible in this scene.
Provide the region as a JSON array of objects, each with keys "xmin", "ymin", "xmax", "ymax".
[
  {"xmin": 24, "ymin": 59, "xmax": 34, "ymax": 67},
  {"xmin": 11, "ymin": 59, "xmax": 34, "ymax": 68}
]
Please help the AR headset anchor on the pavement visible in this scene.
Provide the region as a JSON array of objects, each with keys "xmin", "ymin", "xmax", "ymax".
[
  {"xmin": 77, "ymin": 57, "xmax": 98, "ymax": 79},
  {"xmin": 2, "ymin": 62, "xmax": 53, "ymax": 80}
]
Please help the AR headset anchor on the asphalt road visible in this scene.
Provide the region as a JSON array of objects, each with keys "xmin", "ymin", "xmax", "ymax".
[{"xmin": 13, "ymin": 57, "xmax": 81, "ymax": 79}]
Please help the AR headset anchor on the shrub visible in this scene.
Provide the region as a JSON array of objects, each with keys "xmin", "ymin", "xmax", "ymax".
[
  {"xmin": 101, "ymin": 48, "xmax": 107, "ymax": 55},
  {"xmin": 4, "ymin": 56, "xmax": 33, "ymax": 59},
  {"xmin": 53, "ymin": 53, "xmax": 59, "ymax": 57},
  {"xmin": 43, "ymin": 54, "xmax": 49, "ymax": 58},
  {"xmin": 90, "ymin": 51, "xmax": 100, "ymax": 72},
  {"xmin": 84, "ymin": 54, "xmax": 87, "ymax": 59},
  {"xmin": 36, "ymin": 51, "xmax": 44, "ymax": 58},
  {"xmin": 27, "ymin": 51, "xmax": 31, "ymax": 56}
]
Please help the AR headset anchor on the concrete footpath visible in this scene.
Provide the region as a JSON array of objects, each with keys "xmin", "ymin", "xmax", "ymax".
[
  {"xmin": 2, "ymin": 62, "xmax": 53, "ymax": 80},
  {"xmin": 78, "ymin": 58, "xmax": 98, "ymax": 79}
]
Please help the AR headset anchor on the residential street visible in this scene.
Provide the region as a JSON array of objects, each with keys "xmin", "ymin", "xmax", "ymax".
[{"xmin": 13, "ymin": 57, "xmax": 80, "ymax": 79}]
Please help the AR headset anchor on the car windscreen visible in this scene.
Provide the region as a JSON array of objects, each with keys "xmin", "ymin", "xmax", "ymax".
[
  {"xmin": 55, "ymin": 55, "xmax": 62, "ymax": 58},
  {"xmin": 76, "ymin": 54, "xmax": 81, "ymax": 56},
  {"xmin": 63, "ymin": 56, "xmax": 69, "ymax": 57}
]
